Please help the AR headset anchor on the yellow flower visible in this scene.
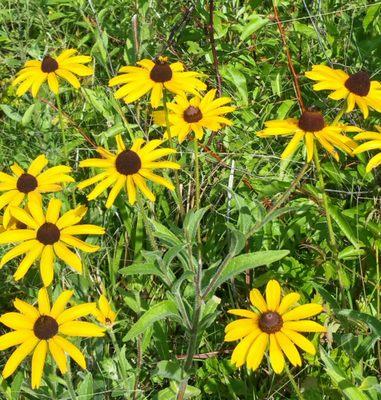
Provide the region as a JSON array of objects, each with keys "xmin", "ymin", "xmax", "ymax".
[
  {"xmin": 93, "ymin": 294, "xmax": 116, "ymax": 327},
  {"xmin": 153, "ymin": 89, "xmax": 235, "ymax": 143},
  {"xmin": 0, "ymin": 154, "xmax": 73, "ymax": 228},
  {"xmin": 77, "ymin": 135, "xmax": 180, "ymax": 206},
  {"xmin": 108, "ymin": 56, "xmax": 206, "ymax": 108},
  {"xmin": 305, "ymin": 65, "xmax": 381, "ymax": 119},
  {"xmin": 12, "ymin": 49, "xmax": 93, "ymax": 97},
  {"xmin": 257, "ymin": 110, "xmax": 359, "ymax": 162},
  {"xmin": 353, "ymin": 126, "xmax": 381, "ymax": 172},
  {"xmin": 225, "ymin": 280, "xmax": 326, "ymax": 374},
  {"xmin": 0, "ymin": 287, "xmax": 105, "ymax": 388},
  {"xmin": 0, "ymin": 197, "xmax": 105, "ymax": 286}
]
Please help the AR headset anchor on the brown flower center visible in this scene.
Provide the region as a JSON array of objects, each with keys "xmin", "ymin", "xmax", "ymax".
[
  {"xmin": 41, "ymin": 55, "xmax": 59, "ymax": 73},
  {"xmin": 37, "ymin": 223, "xmax": 60, "ymax": 245},
  {"xmin": 258, "ymin": 312, "xmax": 283, "ymax": 334},
  {"xmin": 183, "ymin": 106, "xmax": 202, "ymax": 123},
  {"xmin": 150, "ymin": 60, "xmax": 173, "ymax": 83},
  {"xmin": 115, "ymin": 150, "xmax": 141, "ymax": 175},
  {"xmin": 344, "ymin": 71, "xmax": 371, "ymax": 96},
  {"xmin": 298, "ymin": 111, "xmax": 325, "ymax": 132},
  {"xmin": 105, "ymin": 317, "xmax": 112, "ymax": 325},
  {"xmin": 16, "ymin": 173, "xmax": 38, "ymax": 193},
  {"xmin": 33, "ymin": 315, "xmax": 58, "ymax": 340}
]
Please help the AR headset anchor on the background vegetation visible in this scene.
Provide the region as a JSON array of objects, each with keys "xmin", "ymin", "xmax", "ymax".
[{"xmin": 0, "ymin": 0, "xmax": 381, "ymax": 399}]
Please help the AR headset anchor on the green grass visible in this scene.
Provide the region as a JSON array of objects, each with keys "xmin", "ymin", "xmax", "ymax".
[{"xmin": 0, "ymin": 0, "xmax": 381, "ymax": 399}]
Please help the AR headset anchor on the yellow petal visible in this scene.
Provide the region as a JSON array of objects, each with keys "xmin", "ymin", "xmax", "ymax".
[
  {"xmin": 269, "ymin": 334, "xmax": 285, "ymax": 374},
  {"xmin": 48, "ymin": 338, "xmax": 67, "ymax": 374},
  {"xmin": 53, "ymin": 242, "xmax": 82, "ymax": 273},
  {"xmin": 53, "ymin": 336, "xmax": 86, "ymax": 369},
  {"xmin": 246, "ymin": 332, "xmax": 268, "ymax": 371},
  {"xmin": 230, "ymin": 329, "xmax": 261, "ymax": 368},
  {"xmin": 38, "ymin": 287, "xmax": 51, "ymax": 315},
  {"xmin": 283, "ymin": 320, "xmax": 326, "ymax": 333},
  {"xmin": 227, "ymin": 309, "xmax": 259, "ymax": 319},
  {"xmin": 281, "ymin": 328, "xmax": 316, "ymax": 355},
  {"xmin": 274, "ymin": 331, "xmax": 301, "ymax": 366},
  {"xmin": 249, "ymin": 289, "xmax": 268, "ymax": 313},
  {"xmin": 31, "ymin": 340, "xmax": 47, "ymax": 389},
  {"xmin": 0, "ymin": 330, "xmax": 32, "ymax": 351},
  {"xmin": 2, "ymin": 337, "xmax": 39, "ymax": 379},
  {"xmin": 282, "ymin": 304, "xmax": 324, "ymax": 321},
  {"xmin": 0, "ymin": 313, "xmax": 34, "ymax": 330},
  {"xmin": 50, "ymin": 291, "xmax": 74, "ymax": 318},
  {"xmin": 40, "ymin": 245, "xmax": 55, "ymax": 287},
  {"xmin": 277, "ymin": 293, "xmax": 300, "ymax": 315},
  {"xmin": 56, "ymin": 303, "xmax": 96, "ymax": 325},
  {"xmin": 265, "ymin": 280, "xmax": 281, "ymax": 311},
  {"xmin": 58, "ymin": 321, "xmax": 105, "ymax": 337}
]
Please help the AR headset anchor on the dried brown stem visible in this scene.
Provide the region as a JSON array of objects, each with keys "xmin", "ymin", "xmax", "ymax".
[
  {"xmin": 40, "ymin": 97, "xmax": 98, "ymax": 148},
  {"xmin": 208, "ymin": 0, "xmax": 222, "ymax": 97},
  {"xmin": 272, "ymin": 2, "xmax": 305, "ymax": 111}
]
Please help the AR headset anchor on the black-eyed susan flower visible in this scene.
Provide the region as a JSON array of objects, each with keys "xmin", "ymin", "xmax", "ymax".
[
  {"xmin": 0, "ymin": 197, "xmax": 104, "ymax": 286},
  {"xmin": 108, "ymin": 56, "xmax": 206, "ymax": 108},
  {"xmin": 225, "ymin": 280, "xmax": 326, "ymax": 373},
  {"xmin": 77, "ymin": 134, "xmax": 180, "ymax": 206},
  {"xmin": 0, "ymin": 155, "xmax": 73, "ymax": 228},
  {"xmin": 0, "ymin": 287, "xmax": 104, "ymax": 388},
  {"xmin": 12, "ymin": 49, "xmax": 93, "ymax": 97},
  {"xmin": 305, "ymin": 65, "xmax": 381, "ymax": 119},
  {"xmin": 257, "ymin": 110, "xmax": 359, "ymax": 162},
  {"xmin": 153, "ymin": 89, "xmax": 235, "ymax": 143},
  {"xmin": 93, "ymin": 294, "xmax": 116, "ymax": 327},
  {"xmin": 353, "ymin": 126, "xmax": 381, "ymax": 172}
]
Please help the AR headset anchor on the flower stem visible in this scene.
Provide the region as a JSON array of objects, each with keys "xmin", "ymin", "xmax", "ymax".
[
  {"xmin": 177, "ymin": 141, "xmax": 203, "ymax": 399},
  {"xmin": 313, "ymin": 146, "xmax": 338, "ymax": 256},
  {"xmin": 64, "ymin": 368, "xmax": 77, "ymax": 400},
  {"xmin": 55, "ymin": 94, "xmax": 68, "ymax": 158},
  {"xmin": 284, "ymin": 364, "xmax": 305, "ymax": 400},
  {"xmin": 136, "ymin": 195, "xmax": 158, "ymax": 251},
  {"xmin": 109, "ymin": 327, "xmax": 131, "ymax": 398},
  {"xmin": 332, "ymin": 107, "xmax": 345, "ymax": 125},
  {"xmin": 162, "ymin": 91, "xmax": 185, "ymax": 218}
]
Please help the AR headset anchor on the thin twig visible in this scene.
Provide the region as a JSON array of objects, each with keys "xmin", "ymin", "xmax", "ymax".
[
  {"xmin": 39, "ymin": 98, "xmax": 98, "ymax": 148},
  {"xmin": 272, "ymin": 1, "xmax": 305, "ymax": 111}
]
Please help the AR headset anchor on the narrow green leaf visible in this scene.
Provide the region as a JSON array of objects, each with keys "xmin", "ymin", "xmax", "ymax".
[
  {"xmin": 336, "ymin": 309, "xmax": 381, "ymax": 337},
  {"xmin": 328, "ymin": 204, "xmax": 362, "ymax": 248},
  {"xmin": 124, "ymin": 300, "xmax": 180, "ymax": 341}
]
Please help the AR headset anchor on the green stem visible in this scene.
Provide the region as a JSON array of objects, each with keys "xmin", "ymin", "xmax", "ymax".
[
  {"xmin": 109, "ymin": 328, "xmax": 130, "ymax": 398},
  {"xmin": 162, "ymin": 91, "xmax": 185, "ymax": 218},
  {"xmin": 55, "ymin": 94, "xmax": 67, "ymax": 158},
  {"xmin": 136, "ymin": 195, "xmax": 158, "ymax": 251},
  {"xmin": 177, "ymin": 141, "xmax": 203, "ymax": 399},
  {"xmin": 332, "ymin": 107, "xmax": 345, "ymax": 125},
  {"xmin": 64, "ymin": 368, "xmax": 77, "ymax": 400},
  {"xmin": 193, "ymin": 137, "xmax": 200, "ymax": 211},
  {"xmin": 376, "ymin": 245, "xmax": 381, "ymax": 371},
  {"xmin": 284, "ymin": 364, "xmax": 304, "ymax": 400},
  {"xmin": 313, "ymin": 146, "xmax": 338, "ymax": 255}
]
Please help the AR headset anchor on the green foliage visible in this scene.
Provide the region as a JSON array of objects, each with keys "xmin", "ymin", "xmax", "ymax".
[{"xmin": 0, "ymin": 0, "xmax": 380, "ymax": 399}]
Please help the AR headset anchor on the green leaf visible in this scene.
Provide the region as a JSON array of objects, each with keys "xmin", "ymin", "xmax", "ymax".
[
  {"xmin": 154, "ymin": 381, "xmax": 201, "ymax": 399},
  {"xmin": 320, "ymin": 347, "xmax": 369, "ymax": 400},
  {"xmin": 240, "ymin": 15, "xmax": 269, "ymax": 41},
  {"xmin": 0, "ymin": 105, "xmax": 21, "ymax": 122},
  {"xmin": 203, "ymin": 250, "xmax": 289, "ymax": 292},
  {"xmin": 150, "ymin": 219, "xmax": 182, "ymax": 246},
  {"xmin": 336, "ymin": 309, "xmax": 381, "ymax": 337},
  {"xmin": 183, "ymin": 206, "xmax": 209, "ymax": 242},
  {"xmin": 77, "ymin": 373, "xmax": 94, "ymax": 400},
  {"xmin": 328, "ymin": 204, "xmax": 363, "ymax": 248},
  {"xmin": 153, "ymin": 360, "xmax": 182, "ymax": 382},
  {"xmin": 338, "ymin": 246, "xmax": 365, "ymax": 260},
  {"xmin": 21, "ymin": 104, "xmax": 35, "ymax": 126},
  {"xmin": 124, "ymin": 300, "xmax": 180, "ymax": 341},
  {"xmin": 119, "ymin": 261, "xmax": 164, "ymax": 278}
]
